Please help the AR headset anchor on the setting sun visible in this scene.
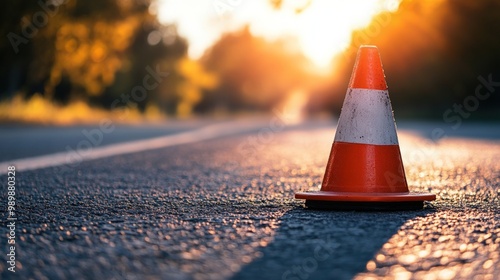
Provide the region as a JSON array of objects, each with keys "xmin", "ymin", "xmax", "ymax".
[{"xmin": 157, "ymin": 0, "xmax": 401, "ymax": 69}]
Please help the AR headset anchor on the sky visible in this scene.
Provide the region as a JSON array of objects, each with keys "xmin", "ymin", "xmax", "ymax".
[{"xmin": 155, "ymin": 0, "xmax": 400, "ymax": 69}]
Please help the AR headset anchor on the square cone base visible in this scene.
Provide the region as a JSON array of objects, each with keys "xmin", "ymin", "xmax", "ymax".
[{"xmin": 295, "ymin": 191, "xmax": 436, "ymax": 211}]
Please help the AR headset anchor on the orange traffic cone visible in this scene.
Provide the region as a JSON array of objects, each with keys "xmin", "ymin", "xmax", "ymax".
[{"xmin": 295, "ymin": 45, "xmax": 435, "ymax": 210}]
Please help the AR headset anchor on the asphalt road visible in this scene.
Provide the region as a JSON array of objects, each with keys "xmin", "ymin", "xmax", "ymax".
[{"xmin": 0, "ymin": 119, "xmax": 499, "ymax": 279}]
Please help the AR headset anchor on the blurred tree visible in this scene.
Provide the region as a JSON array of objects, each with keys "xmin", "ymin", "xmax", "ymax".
[
  {"xmin": 96, "ymin": 8, "xmax": 190, "ymax": 113},
  {"xmin": 175, "ymin": 57, "xmax": 218, "ymax": 117},
  {"xmin": 0, "ymin": 1, "xmax": 48, "ymax": 100},
  {"xmin": 322, "ymin": 0, "xmax": 500, "ymax": 119},
  {"xmin": 200, "ymin": 27, "xmax": 315, "ymax": 113},
  {"xmin": 0, "ymin": 0, "xmax": 202, "ymax": 116}
]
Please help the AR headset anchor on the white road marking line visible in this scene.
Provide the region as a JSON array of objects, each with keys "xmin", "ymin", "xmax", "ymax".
[{"xmin": 0, "ymin": 120, "xmax": 265, "ymax": 175}]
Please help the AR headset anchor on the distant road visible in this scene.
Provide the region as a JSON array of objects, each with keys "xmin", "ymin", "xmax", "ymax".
[
  {"xmin": 1, "ymin": 119, "xmax": 498, "ymax": 163},
  {"xmin": 0, "ymin": 120, "xmax": 216, "ymax": 161}
]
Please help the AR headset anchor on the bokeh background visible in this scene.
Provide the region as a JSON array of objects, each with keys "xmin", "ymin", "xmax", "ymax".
[{"xmin": 1, "ymin": 0, "xmax": 499, "ymax": 124}]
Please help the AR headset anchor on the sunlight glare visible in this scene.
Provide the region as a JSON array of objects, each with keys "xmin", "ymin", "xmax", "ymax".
[
  {"xmin": 157, "ymin": 0, "xmax": 402, "ymax": 69},
  {"xmin": 295, "ymin": 0, "xmax": 400, "ymax": 68}
]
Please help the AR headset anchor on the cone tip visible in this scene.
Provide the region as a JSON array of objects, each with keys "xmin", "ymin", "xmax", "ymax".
[{"xmin": 348, "ymin": 45, "xmax": 387, "ymax": 90}]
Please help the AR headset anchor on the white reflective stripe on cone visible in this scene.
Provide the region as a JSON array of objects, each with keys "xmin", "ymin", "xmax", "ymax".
[{"xmin": 334, "ymin": 88, "xmax": 399, "ymax": 145}]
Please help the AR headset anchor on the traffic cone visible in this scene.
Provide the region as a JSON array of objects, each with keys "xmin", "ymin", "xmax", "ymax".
[{"xmin": 295, "ymin": 45, "xmax": 435, "ymax": 210}]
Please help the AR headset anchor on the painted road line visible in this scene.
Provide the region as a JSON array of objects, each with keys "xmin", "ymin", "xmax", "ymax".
[{"xmin": 0, "ymin": 120, "xmax": 267, "ymax": 175}]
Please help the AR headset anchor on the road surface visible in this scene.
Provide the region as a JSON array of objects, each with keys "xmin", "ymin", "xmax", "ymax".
[{"xmin": 0, "ymin": 119, "xmax": 499, "ymax": 279}]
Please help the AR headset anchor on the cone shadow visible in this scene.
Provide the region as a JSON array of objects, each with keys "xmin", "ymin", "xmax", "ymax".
[{"xmin": 231, "ymin": 207, "xmax": 433, "ymax": 280}]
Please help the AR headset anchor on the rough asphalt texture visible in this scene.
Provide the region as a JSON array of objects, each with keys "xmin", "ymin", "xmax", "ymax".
[{"xmin": 0, "ymin": 122, "xmax": 499, "ymax": 279}]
